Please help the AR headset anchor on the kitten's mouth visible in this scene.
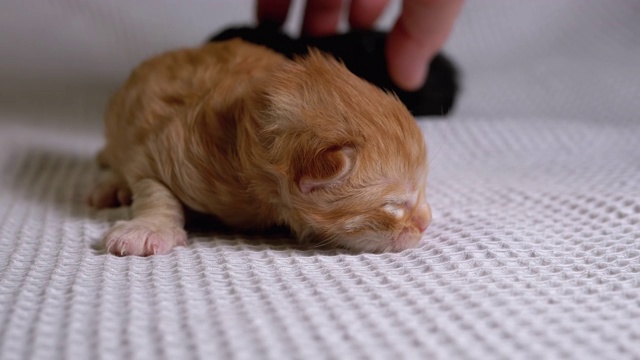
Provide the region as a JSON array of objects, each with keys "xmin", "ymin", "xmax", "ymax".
[{"xmin": 392, "ymin": 228, "xmax": 423, "ymax": 251}]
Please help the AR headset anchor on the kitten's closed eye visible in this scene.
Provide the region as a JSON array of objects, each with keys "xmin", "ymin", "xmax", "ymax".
[
  {"xmin": 383, "ymin": 203, "xmax": 406, "ymax": 219},
  {"xmin": 383, "ymin": 195, "xmax": 430, "ymax": 229}
]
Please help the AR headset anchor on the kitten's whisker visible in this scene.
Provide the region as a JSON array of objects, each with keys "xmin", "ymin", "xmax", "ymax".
[{"xmin": 310, "ymin": 238, "xmax": 336, "ymax": 249}]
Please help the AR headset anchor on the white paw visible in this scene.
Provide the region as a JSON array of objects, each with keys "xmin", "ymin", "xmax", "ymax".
[{"xmin": 103, "ymin": 220, "xmax": 187, "ymax": 256}]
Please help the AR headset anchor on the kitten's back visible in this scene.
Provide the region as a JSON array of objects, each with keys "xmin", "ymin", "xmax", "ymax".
[{"xmin": 102, "ymin": 39, "xmax": 286, "ymax": 169}]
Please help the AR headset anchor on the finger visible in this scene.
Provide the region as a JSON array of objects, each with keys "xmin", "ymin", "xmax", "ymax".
[
  {"xmin": 256, "ymin": 0, "xmax": 292, "ymax": 26},
  {"xmin": 302, "ymin": 0, "xmax": 344, "ymax": 36},
  {"xmin": 348, "ymin": 0, "xmax": 389, "ymax": 30},
  {"xmin": 386, "ymin": 0, "xmax": 463, "ymax": 91}
]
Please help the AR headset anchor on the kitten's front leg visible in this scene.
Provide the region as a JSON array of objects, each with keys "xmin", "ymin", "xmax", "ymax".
[{"xmin": 103, "ymin": 179, "xmax": 187, "ymax": 256}]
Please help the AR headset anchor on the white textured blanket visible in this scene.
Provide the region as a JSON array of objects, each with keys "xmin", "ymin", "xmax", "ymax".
[{"xmin": 1, "ymin": 1, "xmax": 639, "ymax": 359}]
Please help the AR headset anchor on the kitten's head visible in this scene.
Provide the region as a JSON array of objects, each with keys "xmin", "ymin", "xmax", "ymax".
[{"xmin": 257, "ymin": 49, "xmax": 431, "ymax": 252}]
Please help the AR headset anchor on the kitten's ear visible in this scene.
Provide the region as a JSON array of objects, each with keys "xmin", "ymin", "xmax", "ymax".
[{"xmin": 297, "ymin": 146, "xmax": 356, "ymax": 194}]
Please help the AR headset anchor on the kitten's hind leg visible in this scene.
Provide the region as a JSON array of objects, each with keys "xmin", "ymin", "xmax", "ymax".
[
  {"xmin": 102, "ymin": 179, "xmax": 187, "ymax": 256},
  {"xmin": 96, "ymin": 148, "xmax": 110, "ymax": 169},
  {"xmin": 87, "ymin": 171, "xmax": 132, "ymax": 209}
]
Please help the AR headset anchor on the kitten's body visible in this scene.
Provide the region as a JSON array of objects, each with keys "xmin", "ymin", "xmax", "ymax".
[{"xmin": 90, "ymin": 39, "xmax": 431, "ymax": 256}]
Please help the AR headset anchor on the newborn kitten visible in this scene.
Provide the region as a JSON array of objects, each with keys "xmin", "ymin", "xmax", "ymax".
[{"xmin": 88, "ymin": 39, "xmax": 431, "ymax": 256}]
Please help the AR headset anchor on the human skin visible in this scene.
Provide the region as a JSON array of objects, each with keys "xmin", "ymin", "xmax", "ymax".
[{"xmin": 256, "ymin": 0, "xmax": 464, "ymax": 91}]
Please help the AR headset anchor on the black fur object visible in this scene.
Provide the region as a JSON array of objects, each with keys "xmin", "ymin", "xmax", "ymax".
[{"xmin": 209, "ymin": 24, "xmax": 459, "ymax": 117}]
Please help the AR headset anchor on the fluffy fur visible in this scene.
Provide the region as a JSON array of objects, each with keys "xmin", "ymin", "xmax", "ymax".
[{"xmin": 89, "ymin": 39, "xmax": 431, "ymax": 256}]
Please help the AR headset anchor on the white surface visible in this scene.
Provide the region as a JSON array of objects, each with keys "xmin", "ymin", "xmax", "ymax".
[{"xmin": 1, "ymin": 1, "xmax": 639, "ymax": 359}]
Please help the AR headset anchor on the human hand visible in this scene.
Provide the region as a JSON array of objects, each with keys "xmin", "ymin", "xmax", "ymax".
[{"xmin": 257, "ymin": 0, "xmax": 463, "ymax": 91}]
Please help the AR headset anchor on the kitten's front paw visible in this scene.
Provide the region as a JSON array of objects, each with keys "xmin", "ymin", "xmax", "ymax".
[{"xmin": 103, "ymin": 220, "xmax": 187, "ymax": 256}]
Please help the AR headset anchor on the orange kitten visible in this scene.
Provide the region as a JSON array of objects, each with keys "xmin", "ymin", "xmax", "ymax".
[{"xmin": 88, "ymin": 39, "xmax": 431, "ymax": 256}]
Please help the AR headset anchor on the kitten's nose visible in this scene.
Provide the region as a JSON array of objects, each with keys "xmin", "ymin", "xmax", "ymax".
[
  {"xmin": 412, "ymin": 204, "xmax": 432, "ymax": 233},
  {"xmin": 414, "ymin": 218, "xmax": 428, "ymax": 233}
]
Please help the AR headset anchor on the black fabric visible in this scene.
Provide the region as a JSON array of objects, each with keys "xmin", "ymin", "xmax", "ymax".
[{"xmin": 209, "ymin": 24, "xmax": 459, "ymax": 117}]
